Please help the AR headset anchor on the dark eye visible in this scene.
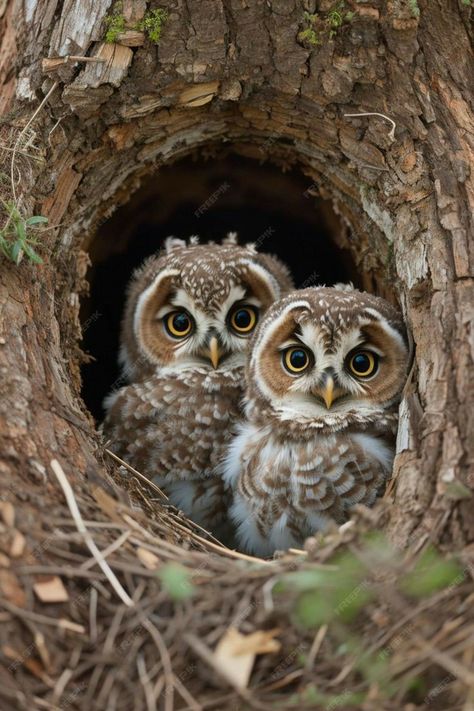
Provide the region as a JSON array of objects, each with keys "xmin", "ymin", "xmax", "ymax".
[
  {"xmin": 228, "ymin": 305, "xmax": 258, "ymax": 335},
  {"xmin": 348, "ymin": 350, "xmax": 378, "ymax": 378},
  {"xmin": 164, "ymin": 311, "xmax": 194, "ymax": 338},
  {"xmin": 283, "ymin": 347, "xmax": 312, "ymax": 374}
]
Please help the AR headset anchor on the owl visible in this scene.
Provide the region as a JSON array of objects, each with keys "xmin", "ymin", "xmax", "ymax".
[
  {"xmin": 103, "ymin": 234, "xmax": 293, "ymax": 538},
  {"xmin": 223, "ymin": 285, "xmax": 409, "ymax": 556}
]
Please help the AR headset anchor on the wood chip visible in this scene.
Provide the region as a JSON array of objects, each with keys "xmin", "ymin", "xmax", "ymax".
[
  {"xmin": 92, "ymin": 485, "xmax": 122, "ymax": 523},
  {"xmin": 116, "ymin": 30, "xmax": 145, "ymax": 46},
  {"xmin": 0, "ymin": 501, "xmax": 15, "ymax": 528},
  {"xmin": 213, "ymin": 627, "xmax": 280, "ymax": 689},
  {"xmin": 0, "ymin": 553, "xmax": 10, "ymax": 568},
  {"xmin": 178, "ymin": 81, "xmax": 219, "ymax": 108},
  {"xmin": 136, "ymin": 547, "xmax": 160, "ymax": 570},
  {"xmin": 10, "ymin": 530, "xmax": 26, "ymax": 558},
  {"xmin": 0, "ymin": 569, "xmax": 26, "ymax": 607},
  {"xmin": 33, "ymin": 576, "xmax": 69, "ymax": 603}
]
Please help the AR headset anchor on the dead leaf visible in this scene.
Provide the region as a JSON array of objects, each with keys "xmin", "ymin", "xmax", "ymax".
[
  {"xmin": 33, "ymin": 576, "xmax": 69, "ymax": 603},
  {"xmin": 136, "ymin": 547, "xmax": 160, "ymax": 570},
  {"xmin": 213, "ymin": 627, "xmax": 280, "ymax": 689}
]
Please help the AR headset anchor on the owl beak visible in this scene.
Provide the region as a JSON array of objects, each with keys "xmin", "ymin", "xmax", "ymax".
[
  {"xmin": 208, "ymin": 336, "xmax": 220, "ymax": 369},
  {"xmin": 322, "ymin": 376, "xmax": 335, "ymax": 409},
  {"xmin": 312, "ymin": 372, "xmax": 341, "ymax": 409}
]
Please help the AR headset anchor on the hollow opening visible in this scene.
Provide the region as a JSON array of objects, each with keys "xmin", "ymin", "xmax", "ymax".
[{"xmin": 80, "ymin": 153, "xmax": 361, "ymax": 421}]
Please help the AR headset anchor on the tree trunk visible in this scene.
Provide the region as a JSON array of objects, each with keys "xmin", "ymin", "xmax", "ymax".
[{"xmin": 0, "ymin": 0, "xmax": 473, "ymax": 708}]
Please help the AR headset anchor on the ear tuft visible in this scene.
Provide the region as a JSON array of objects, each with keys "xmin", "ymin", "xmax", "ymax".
[
  {"xmin": 333, "ymin": 282, "xmax": 355, "ymax": 293},
  {"xmin": 223, "ymin": 231, "xmax": 238, "ymax": 245},
  {"xmin": 164, "ymin": 236, "xmax": 187, "ymax": 254}
]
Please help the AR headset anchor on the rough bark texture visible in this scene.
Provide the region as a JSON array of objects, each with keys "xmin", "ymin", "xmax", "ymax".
[{"xmin": 0, "ymin": 0, "xmax": 473, "ymax": 707}]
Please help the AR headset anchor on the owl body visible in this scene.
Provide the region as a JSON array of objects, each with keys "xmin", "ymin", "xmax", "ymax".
[
  {"xmin": 103, "ymin": 235, "xmax": 293, "ymax": 536},
  {"xmin": 223, "ymin": 286, "xmax": 409, "ymax": 556}
]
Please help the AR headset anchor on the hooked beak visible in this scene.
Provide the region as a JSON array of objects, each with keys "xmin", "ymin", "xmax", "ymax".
[
  {"xmin": 313, "ymin": 372, "xmax": 346, "ymax": 410},
  {"xmin": 208, "ymin": 336, "xmax": 220, "ymax": 369},
  {"xmin": 322, "ymin": 376, "xmax": 335, "ymax": 409}
]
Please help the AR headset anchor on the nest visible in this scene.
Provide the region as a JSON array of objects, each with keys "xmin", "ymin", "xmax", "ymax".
[{"xmin": 0, "ymin": 445, "xmax": 473, "ymax": 711}]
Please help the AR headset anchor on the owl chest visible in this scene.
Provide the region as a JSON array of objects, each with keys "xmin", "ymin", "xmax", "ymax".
[
  {"xmin": 239, "ymin": 429, "xmax": 391, "ymax": 524},
  {"xmin": 150, "ymin": 377, "xmax": 243, "ymax": 475}
]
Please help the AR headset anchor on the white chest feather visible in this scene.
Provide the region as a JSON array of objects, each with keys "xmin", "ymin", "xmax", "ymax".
[{"xmin": 223, "ymin": 424, "xmax": 393, "ymax": 556}]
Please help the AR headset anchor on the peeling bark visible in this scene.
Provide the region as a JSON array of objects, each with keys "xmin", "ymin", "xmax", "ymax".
[{"xmin": 0, "ymin": 0, "xmax": 473, "ymax": 605}]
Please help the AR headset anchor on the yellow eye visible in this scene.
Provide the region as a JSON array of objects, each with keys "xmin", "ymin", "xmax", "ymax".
[
  {"xmin": 348, "ymin": 350, "xmax": 378, "ymax": 377},
  {"xmin": 229, "ymin": 305, "xmax": 258, "ymax": 335},
  {"xmin": 283, "ymin": 347, "xmax": 312, "ymax": 374},
  {"xmin": 164, "ymin": 311, "xmax": 193, "ymax": 338}
]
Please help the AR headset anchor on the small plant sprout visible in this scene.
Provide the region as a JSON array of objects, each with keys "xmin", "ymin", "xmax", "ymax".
[
  {"xmin": 408, "ymin": 0, "xmax": 421, "ymax": 17},
  {"xmin": 104, "ymin": 2, "xmax": 126, "ymax": 43},
  {"xmin": 138, "ymin": 8, "xmax": 169, "ymax": 44},
  {"xmin": 0, "ymin": 201, "xmax": 47, "ymax": 265},
  {"xmin": 298, "ymin": 12, "xmax": 320, "ymax": 47}
]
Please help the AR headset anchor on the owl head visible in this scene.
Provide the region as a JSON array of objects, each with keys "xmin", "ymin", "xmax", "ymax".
[
  {"xmin": 120, "ymin": 234, "xmax": 293, "ymax": 380},
  {"xmin": 245, "ymin": 286, "xmax": 409, "ymax": 433}
]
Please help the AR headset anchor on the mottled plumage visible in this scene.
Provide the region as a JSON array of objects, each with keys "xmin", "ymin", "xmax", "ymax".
[
  {"xmin": 103, "ymin": 234, "xmax": 293, "ymax": 537},
  {"xmin": 223, "ymin": 286, "xmax": 409, "ymax": 556}
]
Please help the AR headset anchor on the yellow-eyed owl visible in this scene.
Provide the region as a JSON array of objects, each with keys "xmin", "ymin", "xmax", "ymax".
[
  {"xmin": 103, "ymin": 234, "xmax": 293, "ymax": 538},
  {"xmin": 223, "ymin": 286, "xmax": 409, "ymax": 555}
]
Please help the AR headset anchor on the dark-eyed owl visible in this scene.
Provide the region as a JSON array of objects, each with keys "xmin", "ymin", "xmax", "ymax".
[
  {"xmin": 103, "ymin": 234, "xmax": 293, "ymax": 538},
  {"xmin": 223, "ymin": 286, "xmax": 409, "ymax": 556}
]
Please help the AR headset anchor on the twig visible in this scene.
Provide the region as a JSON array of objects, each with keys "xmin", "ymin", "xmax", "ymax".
[
  {"xmin": 344, "ymin": 112, "xmax": 397, "ymax": 141},
  {"xmin": 89, "ymin": 587, "xmax": 98, "ymax": 644},
  {"xmin": 42, "ymin": 55, "xmax": 107, "ymax": 73},
  {"xmin": 51, "ymin": 459, "xmax": 134, "ymax": 607},
  {"xmin": 141, "ymin": 618, "xmax": 174, "ymax": 711},
  {"xmin": 0, "ymin": 598, "xmax": 85, "ymax": 634},
  {"xmin": 305, "ymin": 624, "xmax": 328, "ymax": 670},
  {"xmin": 105, "ymin": 447, "xmax": 168, "ymax": 499},
  {"xmin": 80, "ymin": 529, "xmax": 131, "ymax": 571}
]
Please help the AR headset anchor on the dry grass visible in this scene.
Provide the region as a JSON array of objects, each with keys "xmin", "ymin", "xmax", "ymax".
[{"xmin": 0, "ymin": 447, "xmax": 473, "ymax": 711}]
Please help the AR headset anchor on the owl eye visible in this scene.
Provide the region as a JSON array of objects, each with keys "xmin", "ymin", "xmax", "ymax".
[
  {"xmin": 164, "ymin": 311, "xmax": 194, "ymax": 338},
  {"xmin": 228, "ymin": 304, "xmax": 258, "ymax": 335},
  {"xmin": 347, "ymin": 350, "xmax": 378, "ymax": 378},
  {"xmin": 283, "ymin": 347, "xmax": 312, "ymax": 374}
]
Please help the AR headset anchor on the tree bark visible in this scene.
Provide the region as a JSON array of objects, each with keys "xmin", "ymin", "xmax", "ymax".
[{"xmin": 0, "ymin": 0, "xmax": 473, "ymax": 706}]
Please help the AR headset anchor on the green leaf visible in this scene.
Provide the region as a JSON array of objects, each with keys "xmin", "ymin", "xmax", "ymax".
[
  {"xmin": 294, "ymin": 589, "xmax": 335, "ymax": 627},
  {"xmin": 25, "ymin": 215, "xmax": 49, "ymax": 226},
  {"xmin": 11, "ymin": 241, "xmax": 23, "ymax": 264},
  {"xmin": 158, "ymin": 563, "xmax": 194, "ymax": 601},
  {"xmin": 15, "ymin": 219, "xmax": 26, "ymax": 243},
  {"xmin": 22, "ymin": 241, "xmax": 43, "ymax": 264},
  {"xmin": 400, "ymin": 548, "xmax": 462, "ymax": 598}
]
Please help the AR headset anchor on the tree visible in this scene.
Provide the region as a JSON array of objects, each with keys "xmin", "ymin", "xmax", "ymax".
[{"xmin": 0, "ymin": 1, "xmax": 472, "ymax": 709}]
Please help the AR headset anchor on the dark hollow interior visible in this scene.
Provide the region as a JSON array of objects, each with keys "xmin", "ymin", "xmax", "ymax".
[{"xmin": 80, "ymin": 154, "xmax": 358, "ymax": 421}]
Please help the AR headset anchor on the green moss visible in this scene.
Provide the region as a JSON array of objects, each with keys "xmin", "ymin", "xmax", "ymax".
[
  {"xmin": 298, "ymin": 26, "xmax": 320, "ymax": 47},
  {"xmin": 408, "ymin": 0, "xmax": 420, "ymax": 17},
  {"xmin": 104, "ymin": 4, "xmax": 168, "ymax": 45},
  {"xmin": 104, "ymin": 2, "xmax": 126, "ymax": 43},
  {"xmin": 298, "ymin": 3, "xmax": 354, "ymax": 48},
  {"xmin": 138, "ymin": 8, "xmax": 169, "ymax": 44}
]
